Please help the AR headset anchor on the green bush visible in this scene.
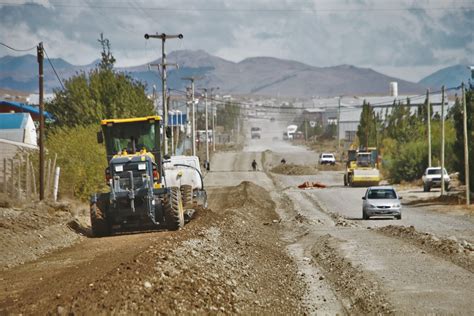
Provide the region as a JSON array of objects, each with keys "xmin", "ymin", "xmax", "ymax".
[{"xmin": 45, "ymin": 125, "xmax": 108, "ymax": 200}]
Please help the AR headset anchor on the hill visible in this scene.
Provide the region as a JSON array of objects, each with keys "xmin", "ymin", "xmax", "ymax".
[
  {"xmin": 1, "ymin": 50, "xmax": 426, "ymax": 97},
  {"xmin": 419, "ymin": 64, "xmax": 471, "ymax": 89}
]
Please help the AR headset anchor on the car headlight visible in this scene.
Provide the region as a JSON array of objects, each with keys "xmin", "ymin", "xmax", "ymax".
[
  {"xmin": 393, "ymin": 204, "xmax": 400, "ymax": 208},
  {"xmin": 369, "ymin": 204, "xmax": 376, "ymax": 208}
]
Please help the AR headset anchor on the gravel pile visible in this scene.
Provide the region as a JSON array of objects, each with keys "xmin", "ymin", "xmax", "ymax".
[
  {"xmin": 270, "ymin": 163, "xmax": 319, "ymax": 175},
  {"xmin": 311, "ymin": 234, "xmax": 393, "ymax": 314},
  {"xmin": 0, "ymin": 199, "xmax": 87, "ymax": 270},
  {"xmin": 377, "ymin": 225, "xmax": 474, "ymax": 272},
  {"xmin": 58, "ymin": 181, "xmax": 306, "ymax": 314}
]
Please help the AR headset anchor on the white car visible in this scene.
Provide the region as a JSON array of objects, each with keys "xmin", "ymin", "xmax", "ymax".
[
  {"xmin": 319, "ymin": 153, "xmax": 336, "ymax": 165},
  {"xmin": 422, "ymin": 167, "xmax": 450, "ymax": 192},
  {"xmin": 362, "ymin": 186, "xmax": 402, "ymax": 220}
]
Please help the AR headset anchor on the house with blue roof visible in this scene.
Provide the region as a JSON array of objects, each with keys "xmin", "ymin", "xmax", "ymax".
[
  {"xmin": 0, "ymin": 100, "xmax": 53, "ymax": 121},
  {"xmin": 0, "ymin": 113, "xmax": 37, "ymax": 146}
]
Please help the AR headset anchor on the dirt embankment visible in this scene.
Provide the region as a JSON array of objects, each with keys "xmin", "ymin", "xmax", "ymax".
[
  {"xmin": 0, "ymin": 197, "xmax": 89, "ymax": 270},
  {"xmin": 0, "ymin": 181, "xmax": 306, "ymax": 315},
  {"xmin": 311, "ymin": 234, "xmax": 393, "ymax": 314},
  {"xmin": 270, "ymin": 163, "xmax": 319, "ymax": 175},
  {"xmin": 376, "ymin": 225, "xmax": 474, "ymax": 272}
]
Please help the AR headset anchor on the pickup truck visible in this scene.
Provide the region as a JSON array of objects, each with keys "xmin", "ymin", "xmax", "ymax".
[
  {"xmin": 422, "ymin": 167, "xmax": 450, "ymax": 192},
  {"xmin": 319, "ymin": 153, "xmax": 336, "ymax": 165}
]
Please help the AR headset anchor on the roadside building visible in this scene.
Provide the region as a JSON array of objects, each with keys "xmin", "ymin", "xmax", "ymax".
[
  {"xmin": 0, "ymin": 112, "xmax": 38, "ymax": 164},
  {"xmin": 0, "ymin": 100, "xmax": 53, "ymax": 121}
]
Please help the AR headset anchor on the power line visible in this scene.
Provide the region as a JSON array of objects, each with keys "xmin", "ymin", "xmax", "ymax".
[
  {"xmin": 0, "ymin": 2, "xmax": 472, "ymax": 13},
  {"xmin": 43, "ymin": 47, "xmax": 66, "ymax": 91},
  {"xmin": 0, "ymin": 42, "xmax": 37, "ymax": 52}
]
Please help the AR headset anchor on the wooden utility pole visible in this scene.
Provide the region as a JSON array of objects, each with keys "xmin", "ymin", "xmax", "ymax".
[
  {"xmin": 441, "ymin": 86, "xmax": 446, "ymax": 196},
  {"xmin": 144, "ymin": 33, "xmax": 183, "ymax": 156},
  {"xmin": 182, "ymin": 77, "xmax": 199, "ymax": 156},
  {"xmin": 427, "ymin": 89, "xmax": 432, "ymax": 167},
  {"xmin": 203, "ymin": 89, "xmax": 209, "ymax": 164},
  {"xmin": 462, "ymin": 82, "xmax": 470, "ymax": 205},
  {"xmin": 37, "ymin": 42, "xmax": 45, "ymax": 200},
  {"xmin": 210, "ymin": 87, "xmax": 219, "ymax": 152},
  {"xmin": 337, "ymin": 96, "xmax": 341, "ymax": 158}
]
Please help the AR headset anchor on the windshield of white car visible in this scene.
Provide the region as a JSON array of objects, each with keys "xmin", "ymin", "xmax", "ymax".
[
  {"xmin": 367, "ymin": 189, "xmax": 397, "ymax": 199},
  {"xmin": 322, "ymin": 155, "xmax": 333, "ymax": 158},
  {"xmin": 427, "ymin": 169, "xmax": 446, "ymax": 175}
]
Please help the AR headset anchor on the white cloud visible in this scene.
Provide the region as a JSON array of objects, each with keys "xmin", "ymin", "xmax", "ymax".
[{"xmin": 0, "ymin": 0, "xmax": 472, "ymax": 81}]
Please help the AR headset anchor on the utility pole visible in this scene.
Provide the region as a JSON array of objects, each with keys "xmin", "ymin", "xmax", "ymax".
[
  {"xmin": 304, "ymin": 118, "xmax": 308, "ymax": 140},
  {"xmin": 37, "ymin": 42, "xmax": 45, "ymax": 201},
  {"xmin": 462, "ymin": 82, "xmax": 470, "ymax": 205},
  {"xmin": 144, "ymin": 33, "xmax": 183, "ymax": 156},
  {"xmin": 182, "ymin": 77, "xmax": 199, "ymax": 156},
  {"xmin": 337, "ymin": 96, "xmax": 341, "ymax": 160},
  {"xmin": 203, "ymin": 89, "xmax": 210, "ymax": 164},
  {"xmin": 167, "ymin": 94, "xmax": 174, "ymax": 155},
  {"xmin": 427, "ymin": 89, "xmax": 432, "ymax": 167},
  {"xmin": 441, "ymin": 85, "xmax": 446, "ymax": 196},
  {"xmin": 209, "ymin": 87, "xmax": 219, "ymax": 152}
]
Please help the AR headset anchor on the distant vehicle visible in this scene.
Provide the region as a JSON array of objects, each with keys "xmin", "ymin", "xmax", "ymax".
[
  {"xmin": 250, "ymin": 127, "xmax": 261, "ymax": 139},
  {"xmin": 319, "ymin": 153, "xmax": 336, "ymax": 165},
  {"xmin": 196, "ymin": 130, "xmax": 213, "ymax": 143},
  {"xmin": 287, "ymin": 125, "xmax": 297, "ymax": 140},
  {"xmin": 344, "ymin": 147, "xmax": 380, "ymax": 187},
  {"xmin": 362, "ymin": 186, "xmax": 402, "ymax": 220},
  {"xmin": 422, "ymin": 167, "xmax": 450, "ymax": 192}
]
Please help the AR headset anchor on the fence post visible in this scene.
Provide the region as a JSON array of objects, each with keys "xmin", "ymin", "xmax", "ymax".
[
  {"xmin": 30, "ymin": 161, "xmax": 37, "ymax": 197},
  {"xmin": 53, "ymin": 166, "xmax": 60, "ymax": 202},
  {"xmin": 26, "ymin": 155, "xmax": 30, "ymax": 199},
  {"xmin": 17, "ymin": 157, "xmax": 22, "ymax": 199},
  {"xmin": 45, "ymin": 158, "xmax": 51, "ymax": 198},
  {"xmin": 50, "ymin": 154, "xmax": 57, "ymax": 197},
  {"xmin": 10, "ymin": 159, "xmax": 14, "ymax": 197},
  {"xmin": 3, "ymin": 158, "xmax": 6, "ymax": 194}
]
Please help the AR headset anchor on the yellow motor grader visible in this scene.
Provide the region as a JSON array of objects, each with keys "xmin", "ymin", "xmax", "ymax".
[{"xmin": 90, "ymin": 116, "xmax": 189, "ymax": 237}]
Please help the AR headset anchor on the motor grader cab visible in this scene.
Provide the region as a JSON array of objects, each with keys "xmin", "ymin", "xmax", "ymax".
[
  {"xmin": 90, "ymin": 116, "xmax": 185, "ymax": 237},
  {"xmin": 344, "ymin": 147, "xmax": 380, "ymax": 187}
]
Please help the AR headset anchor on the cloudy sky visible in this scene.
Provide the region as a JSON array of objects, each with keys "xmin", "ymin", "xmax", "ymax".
[{"xmin": 1, "ymin": 0, "xmax": 473, "ymax": 81}]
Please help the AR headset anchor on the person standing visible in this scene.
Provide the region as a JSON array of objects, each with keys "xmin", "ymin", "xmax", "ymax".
[{"xmin": 251, "ymin": 159, "xmax": 257, "ymax": 171}]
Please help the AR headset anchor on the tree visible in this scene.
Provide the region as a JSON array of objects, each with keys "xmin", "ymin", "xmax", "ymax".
[
  {"xmin": 47, "ymin": 34, "xmax": 153, "ymax": 126},
  {"xmin": 97, "ymin": 33, "xmax": 116, "ymax": 71},
  {"xmin": 356, "ymin": 101, "xmax": 378, "ymax": 148},
  {"xmin": 216, "ymin": 101, "xmax": 240, "ymax": 132}
]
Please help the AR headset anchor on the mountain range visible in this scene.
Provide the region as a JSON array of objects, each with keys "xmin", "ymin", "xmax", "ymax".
[{"xmin": 0, "ymin": 50, "xmax": 470, "ymax": 97}]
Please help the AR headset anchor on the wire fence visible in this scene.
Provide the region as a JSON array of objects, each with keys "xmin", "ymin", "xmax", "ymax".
[{"xmin": 1, "ymin": 154, "xmax": 60, "ymax": 201}]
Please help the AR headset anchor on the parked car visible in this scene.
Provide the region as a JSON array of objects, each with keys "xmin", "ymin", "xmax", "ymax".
[
  {"xmin": 319, "ymin": 153, "xmax": 336, "ymax": 165},
  {"xmin": 422, "ymin": 167, "xmax": 450, "ymax": 192},
  {"xmin": 362, "ymin": 186, "xmax": 402, "ymax": 220}
]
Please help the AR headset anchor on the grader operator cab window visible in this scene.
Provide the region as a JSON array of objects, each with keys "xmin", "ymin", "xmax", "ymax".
[{"xmin": 102, "ymin": 120, "xmax": 160, "ymax": 159}]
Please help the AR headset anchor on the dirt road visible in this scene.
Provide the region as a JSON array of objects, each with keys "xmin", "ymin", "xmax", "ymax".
[{"xmin": 1, "ymin": 116, "xmax": 473, "ymax": 314}]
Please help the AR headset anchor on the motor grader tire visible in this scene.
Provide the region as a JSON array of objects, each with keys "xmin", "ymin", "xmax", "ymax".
[
  {"xmin": 90, "ymin": 202, "xmax": 110, "ymax": 237},
  {"xmin": 164, "ymin": 187, "xmax": 185, "ymax": 230},
  {"xmin": 180, "ymin": 185, "xmax": 193, "ymax": 209}
]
